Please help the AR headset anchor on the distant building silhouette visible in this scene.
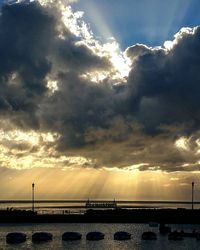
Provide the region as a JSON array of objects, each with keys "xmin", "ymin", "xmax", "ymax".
[{"xmin": 85, "ymin": 199, "xmax": 117, "ymax": 209}]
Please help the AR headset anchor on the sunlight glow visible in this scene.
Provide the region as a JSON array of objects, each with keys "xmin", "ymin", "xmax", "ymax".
[
  {"xmin": 103, "ymin": 39, "xmax": 131, "ymax": 79},
  {"xmin": 164, "ymin": 40, "xmax": 174, "ymax": 50},
  {"xmin": 79, "ymin": 0, "xmax": 112, "ymax": 40},
  {"xmin": 175, "ymin": 137, "xmax": 189, "ymax": 151},
  {"xmin": 51, "ymin": 0, "xmax": 131, "ymax": 80},
  {"xmin": 164, "ymin": 27, "xmax": 197, "ymax": 51},
  {"xmin": 0, "ymin": 130, "xmax": 56, "ymax": 145},
  {"xmin": 123, "ymin": 163, "xmax": 149, "ymax": 171},
  {"xmin": 0, "ymin": 127, "xmax": 96, "ymax": 170},
  {"xmin": 47, "ymin": 79, "xmax": 58, "ymax": 94},
  {"xmin": 81, "ymin": 72, "xmax": 108, "ymax": 83}
]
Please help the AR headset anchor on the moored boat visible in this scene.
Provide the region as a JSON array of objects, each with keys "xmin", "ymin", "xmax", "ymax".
[
  {"xmin": 182, "ymin": 232, "xmax": 196, "ymax": 238},
  {"xmin": 86, "ymin": 231, "xmax": 104, "ymax": 241},
  {"xmin": 196, "ymin": 232, "xmax": 200, "ymax": 240},
  {"xmin": 142, "ymin": 231, "xmax": 157, "ymax": 240},
  {"xmin": 168, "ymin": 231, "xmax": 183, "ymax": 240},
  {"xmin": 6, "ymin": 232, "xmax": 26, "ymax": 244},
  {"xmin": 114, "ymin": 231, "xmax": 131, "ymax": 240},
  {"xmin": 32, "ymin": 232, "xmax": 53, "ymax": 243},
  {"xmin": 62, "ymin": 232, "xmax": 82, "ymax": 241}
]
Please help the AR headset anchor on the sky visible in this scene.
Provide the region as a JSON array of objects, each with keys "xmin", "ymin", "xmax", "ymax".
[
  {"xmin": 0, "ymin": 0, "xmax": 200, "ymax": 201},
  {"xmin": 74, "ymin": 0, "xmax": 200, "ymax": 49}
]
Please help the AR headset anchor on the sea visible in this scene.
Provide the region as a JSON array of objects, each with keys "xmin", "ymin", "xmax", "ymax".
[
  {"xmin": 0, "ymin": 223, "xmax": 200, "ymax": 249},
  {"xmin": 0, "ymin": 201, "xmax": 200, "ymax": 249}
]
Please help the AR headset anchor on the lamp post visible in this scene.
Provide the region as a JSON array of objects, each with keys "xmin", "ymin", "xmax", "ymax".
[
  {"xmin": 32, "ymin": 183, "xmax": 35, "ymax": 212},
  {"xmin": 192, "ymin": 182, "xmax": 194, "ymax": 210}
]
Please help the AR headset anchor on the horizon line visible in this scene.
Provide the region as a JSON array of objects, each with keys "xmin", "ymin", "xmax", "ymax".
[{"xmin": 0, "ymin": 199, "xmax": 199, "ymax": 204}]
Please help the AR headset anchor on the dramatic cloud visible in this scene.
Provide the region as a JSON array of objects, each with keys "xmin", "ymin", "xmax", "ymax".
[
  {"xmin": 126, "ymin": 27, "xmax": 200, "ymax": 133},
  {"xmin": 1, "ymin": 1, "xmax": 200, "ymax": 173}
]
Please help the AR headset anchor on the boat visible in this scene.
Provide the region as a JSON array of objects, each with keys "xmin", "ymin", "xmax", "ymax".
[
  {"xmin": 159, "ymin": 224, "xmax": 171, "ymax": 234},
  {"xmin": 149, "ymin": 222, "xmax": 158, "ymax": 227},
  {"xmin": 86, "ymin": 232, "xmax": 104, "ymax": 241},
  {"xmin": 182, "ymin": 232, "xmax": 196, "ymax": 238},
  {"xmin": 32, "ymin": 232, "xmax": 53, "ymax": 243},
  {"xmin": 6, "ymin": 232, "xmax": 26, "ymax": 244},
  {"xmin": 62, "ymin": 232, "xmax": 82, "ymax": 241},
  {"xmin": 114, "ymin": 231, "xmax": 131, "ymax": 240},
  {"xmin": 168, "ymin": 231, "xmax": 183, "ymax": 240},
  {"xmin": 142, "ymin": 231, "xmax": 157, "ymax": 240},
  {"xmin": 196, "ymin": 232, "xmax": 200, "ymax": 240}
]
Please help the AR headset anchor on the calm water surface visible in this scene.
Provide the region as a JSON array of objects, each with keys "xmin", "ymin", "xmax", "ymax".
[{"xmin": 0, "ymin": 223, "xmax": 200, "ymax": 250}]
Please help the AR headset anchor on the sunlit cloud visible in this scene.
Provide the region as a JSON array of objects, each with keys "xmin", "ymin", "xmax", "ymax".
[
  {"xmin": 47, "ymin": 0, "xmax": 130, "ymax": 80},
  {"xmin": 175, "ymin": 137, "xmax": 189, "ymax": 151},
  {"xmin": 0, "ymin": 128, "xmax": 94, "ymax": 170}
]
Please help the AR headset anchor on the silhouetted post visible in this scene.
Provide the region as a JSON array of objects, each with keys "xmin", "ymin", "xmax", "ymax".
[
  {"xmin": 192, "ymin": 182, "xmax": 194, "ymax": 210},
  {"xmin": 32, "ymin": 183, "xmax": 35, "ymax": 212}
]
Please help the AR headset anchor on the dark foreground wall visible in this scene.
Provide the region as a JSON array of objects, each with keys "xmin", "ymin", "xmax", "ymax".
[{"xmin": 0, "ymin": 209, "xmax": 200, "ymax": 224}]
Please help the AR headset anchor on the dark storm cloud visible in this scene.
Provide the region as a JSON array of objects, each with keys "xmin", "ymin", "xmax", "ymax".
[
  {"xmin": 0, "ymin": 1, "xmax": 111, "ymax": 129},
  {"xmin": 0, "ymin": 2, "xmax": 55, "ymax": 93},
  {"xmin": 1, "ymin": 1, "xmax": 200, "ymax": 172},
  {"xmin": 55, "ymin": 39, "xmax": 111, "ymax": 73},
  {"xmin": 0, "ymin": 2, "xmax": 56, "ymax": 129},
  {"xmin": 126, "ymin": 27, "xmax": 200, "ymax": 134},
  {"xmin": 61, "ymin": 25, "xmax": 200, "ymax": 171},
  {"xmin": 74, "ymin": 129, "xmax": 200, "ymax": 172},
  {"xmin": 40, "ymin": 72, "xmax": 115, "ymax": 149}
]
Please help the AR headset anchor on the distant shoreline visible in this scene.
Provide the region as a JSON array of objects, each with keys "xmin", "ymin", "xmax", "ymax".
[
  {"xmin": 0, "ymin": 200, "xmax": 198, "ymax": 210},
  {"xmin": 0, "ymin": 205, "xmax": 161, "ymax": 209},
  {"xmin": 0, "ymin": 200, "xmax": 198, "ymax": 204},
  {"xmin": 0, "ymin": 199, "xmax": 197, "ymax": 211}
]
